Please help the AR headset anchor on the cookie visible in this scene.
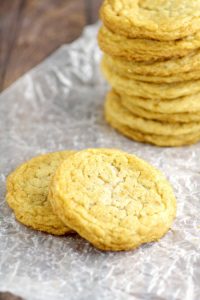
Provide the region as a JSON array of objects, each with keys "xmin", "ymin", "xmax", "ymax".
[
  {"xmin": 101, "ymin": 61, "xmax": 200, "ymax": 99},
  {"xmin": 122, "ymin": 98, "xmax": 200, "ymax": 123},
  {"xmin": 100, "ymin": 0, "xmax": 200, "ymax": 41},
  {"xmin": 98, "ymin": 26, "xmax": 200, "ymax": 62},
  {"xmin": 49, "ymin": 148, "xmax": 176, "ymax": 251},
  {"xmin": 121, "ymin": 92, "xmax": 200, "ymax": 114},
  {"xmin": 102, "ymin": 55, "xmax": 200, "ymax": 84},
  {"xmin": 105, "ymin": 90, "xmax": 200, "ymax": 136},
  {"xmin": 106, "ymin": 115, "xmax": 200, "ymax": 146},
  {"xmin": 6, "ymin": 151, "xmax": 75, "ymax": 235},
  {"xmin": 103, "ymin": 52, "xmax": 200, "ymax": 77}
]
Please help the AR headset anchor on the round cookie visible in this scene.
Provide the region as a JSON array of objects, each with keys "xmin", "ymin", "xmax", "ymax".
[
  {"xmin": 103, "ymin": 52, "xmax": 200, "ymax": 77},
  {"xmin": 121, "ymin": 92, "xmax": 200, "ymax": 114},
  {"xmin": 106, "ymin": 114, "xmax": 200, "ymax": 147},
  {"xmin": 102, "ymin": 55, "xmax": 200, "ymax": 84},
  {"xmin": 6, "ymin": 151, "xmax": 75, "ymax": 235},
  {"xmin": 101, "ymin": 61, "xmax": 200, "ymax": 99},
  {"xmin": 105, "ymin": 90, "xmax": 200, "ymax": 136},
  {"xmin": 122, "ymin": 98, "xmax": 200, "ymax": 123},
  {"xmin": 98, "ymin": 26, "xmax": 200, "ymax": 62},
  {"xmin": 100, "ymin": 0, "xmax": 200, "ymax": 41},
  {"xmin": 49, "ymin": 148, "xmax": 176, "ymax": 251}
]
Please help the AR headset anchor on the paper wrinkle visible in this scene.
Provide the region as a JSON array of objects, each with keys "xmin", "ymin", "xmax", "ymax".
[{"xmin": 0, "ymin": 23, "xmax": 200, "ymax": 300}]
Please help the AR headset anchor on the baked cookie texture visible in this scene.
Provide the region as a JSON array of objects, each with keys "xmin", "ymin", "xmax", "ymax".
[
  {"xmin": 120, "ymin": 92, "xmax": 200, "ymax": 114},
  {"xmin": 100, "ymin": 0, "xmax": 200, "ymax": 41},
  {"xmin": 49, "ymin": 149, "xmax": 176, "ymax": 251},
  {"xmin": 6, "ymin": 151, "xmax": 74, "ymax": 235},
  {"xmin": 103, "ymin": 52, "xmax": 200, "ymax": 77},
  {"xmin": 106, "ymin": 117, "xmax": 200, "ymax": 147},
  {"xmin": 101, "ymin": 60, "xmax": 200, "ymax": 100},
  {"xmin": 105, "ymin": 91, "xmax": 200, "ymax": 137},
  {"xmin": 102, "ymin": 55, "xmax": 200, "ymax": 84},
  {"xmin": 99, "ymin": 0, "xmax": 200, "ymax": 146},
  {"xmin": 98, "ymin": 26, "xmax": 200, "ymax": 62},
  {"xmin": 122, "ymin": 98, "xmax": 200, "ymax": 124}
]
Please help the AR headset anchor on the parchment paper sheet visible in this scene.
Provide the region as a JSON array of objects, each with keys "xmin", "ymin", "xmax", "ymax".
[{"xmin": 0, "ymin": 24, "xmax": 200, "ymax": 300}]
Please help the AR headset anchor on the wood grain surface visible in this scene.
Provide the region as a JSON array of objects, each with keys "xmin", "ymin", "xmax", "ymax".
[
  {"xmin": 0, "ymin": 292, "xmax": 24, "ymax": 300},
  {"xmin": 0, "ymin": 0, "xmax": 102, "ymax": 91}
]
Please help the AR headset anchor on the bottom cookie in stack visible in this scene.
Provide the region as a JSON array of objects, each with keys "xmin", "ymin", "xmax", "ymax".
[{"xmin": 105, "ymin": 90, "xmax": 200, "ymax": 147}]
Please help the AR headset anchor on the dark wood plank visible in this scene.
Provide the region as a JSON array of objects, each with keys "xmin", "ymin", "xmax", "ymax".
[
  {"xmin": 0, "ymin": 0, "xmax": 102, "ymax": 91},
  {"xmin": 2, "ymin": 0, "xmax": 87, "ymax": 90},
  {"xmin": 85, "ymin": 0, "xmax": 103, "ymax": 24},
  {"xmin": 0, "ymin": 0, "xmax": 24, "ymax": 91},
  {"xmin": 0, "ymin": 292, "xmax": 24, "ymax": 300}
]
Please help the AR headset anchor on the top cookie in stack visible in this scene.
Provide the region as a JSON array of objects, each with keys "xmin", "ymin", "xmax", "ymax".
[{"xmin": 98, "ymin": 0, "xmax": 200, "ymax": 147}]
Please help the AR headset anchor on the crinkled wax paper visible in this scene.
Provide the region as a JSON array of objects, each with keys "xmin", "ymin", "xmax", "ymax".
[{"xmin": 0, "ymin": 23, "xmax": 200, "ymax": 300}]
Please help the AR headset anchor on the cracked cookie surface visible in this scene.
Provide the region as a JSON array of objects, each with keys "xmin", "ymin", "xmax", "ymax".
[
  {"xmin": 49, "ymin": 148, "xmax": 176, "ymax": 251},
  {"xmin": 100, "ymin": 0, "xmax": 200, "ymax": 41},
  {"xmin": 6, "ymin": 151, "xmax": 74, "ymax": 235}
]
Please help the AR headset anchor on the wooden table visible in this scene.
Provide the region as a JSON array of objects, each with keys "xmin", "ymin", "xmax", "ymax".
[{"xmin": 0, "ymin": 0, "xmax": 102, "ymax": 92}]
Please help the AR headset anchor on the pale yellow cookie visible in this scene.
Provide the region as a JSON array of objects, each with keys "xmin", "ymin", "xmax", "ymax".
[
  {"xmin": 103, "ymin": 52, "xmax": 200, "ymax": 77},
  {"xmin": 122, "ymin": 98, "xmax": 200, "ymax": 123},
  {"xmin": 106, "ymin": 115, "xmax": 200, "ymax": 146},
  {"xmin": 121, "ymin": 92, "xmax": 200, "ymax": 114},
  {"xmin": 102, "ymin": 55, "xmax": 200, "ymax": 84},
  {"xmin": 100, "ymin": 0, "xmax": 200, "ymax": 41},
  {"xmin": 105, "ymin": 90, "xmax": 200, "ymax": 136},
  {"xmin": 49, "ymin": 148, "xmax": 176, "ymax": 251},
  {"xmin": 101, "ymin": 61, "xmax": 200, "ymax": 99},
  {"xmin": 98, "ymin": 26, "xmax": 200, "ymax": 62},
  {"xmin": 6, "ymin": 151, "xmax": 75, "ymax": 235}
]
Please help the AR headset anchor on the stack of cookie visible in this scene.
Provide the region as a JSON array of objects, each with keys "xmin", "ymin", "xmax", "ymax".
[
  {"xmin": 98, "ymin": 0, "xmax": 200, "ymax": 147},
  {"xmin": 6, "ymin": 149, "xmax": 176, "ymax": 251}
]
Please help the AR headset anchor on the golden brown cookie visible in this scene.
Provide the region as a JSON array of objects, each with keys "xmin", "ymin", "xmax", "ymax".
[
  {"xmin": 101, "ymin": 61, "xmax": 200, "ymax": 99},
  {"xmin": 98, "ymin": 26, "xmax": 200, "ymax": 61},
  {"xmin": 102, "ymin": 55, "xmax": 200, "ymax": 84},
  {"xmin": 49, "ymin": 148, "xmax": 176, "ymax": 251},
  {"xmin": 105, "ymin": 90, "xmax": 200, "ymax": 136},
  {"xmin": 100, "ymin": 0, "xmax": 200, "ymax": 41},
  {"xmin": 6, "ymin": 151, "xmax": 75, "ymax": 235}
]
